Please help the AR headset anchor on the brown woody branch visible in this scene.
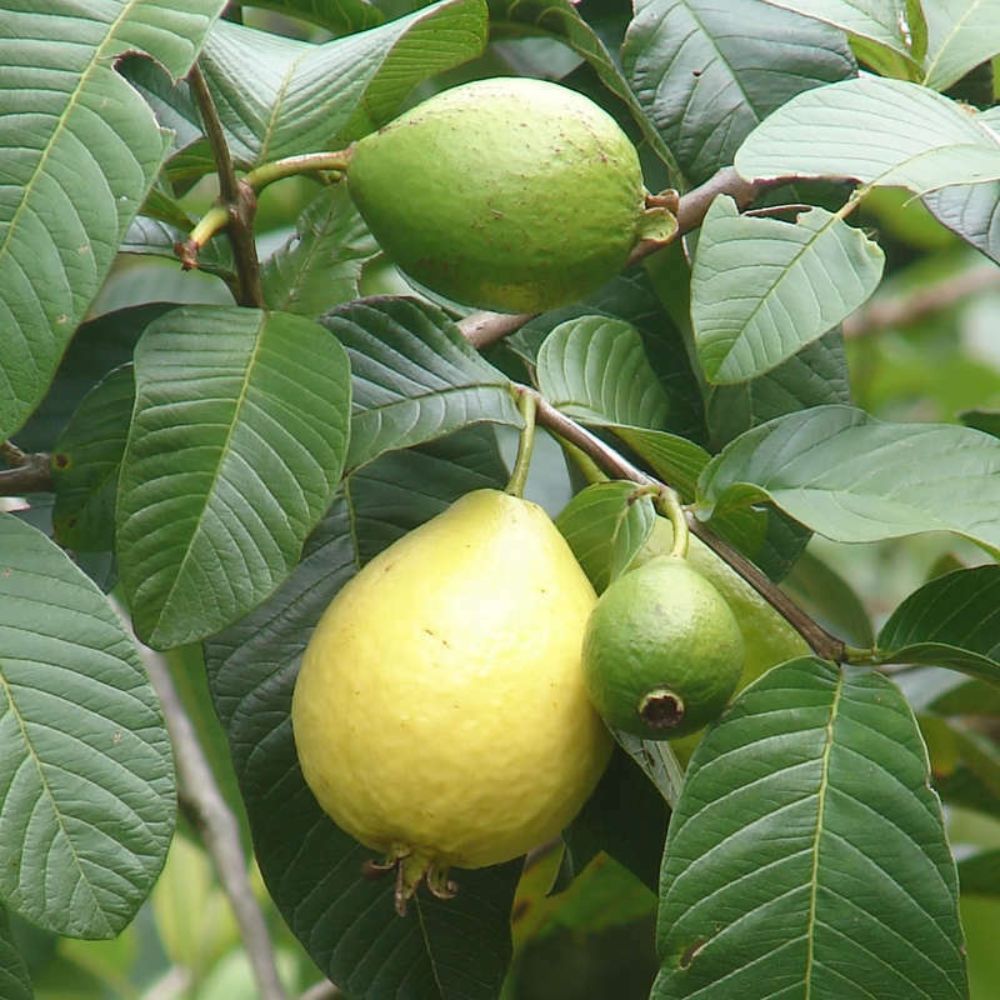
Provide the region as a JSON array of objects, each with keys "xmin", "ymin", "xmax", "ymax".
[
  {"xmin": 0, "ymin": 441, "xmax": 52, "ymax": 493},
  {"xmin": 186, "ymin": 65, "xmax": 264, "ymax": 308}
]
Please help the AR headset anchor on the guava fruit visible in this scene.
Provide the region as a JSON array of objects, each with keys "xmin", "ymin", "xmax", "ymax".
[
  {"xmin": 581, "ymin": 556, "xmax": 745, "ymax": 740},
  {"xmin": 346, "ymin": 77, "xmax": 647, "ymax": 313},
  {"xmin": 291, "ymin": 489, "xmax": 612, "ymax": 911}
]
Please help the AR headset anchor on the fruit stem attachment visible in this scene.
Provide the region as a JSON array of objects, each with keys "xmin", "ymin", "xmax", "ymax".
[
  {"xmin": 654, "ymin": 486, "xmax": 689, "ymax": 560},
  {"xmin": 506, "ymin": 389, "xmax": 537, "ymax": 498}
]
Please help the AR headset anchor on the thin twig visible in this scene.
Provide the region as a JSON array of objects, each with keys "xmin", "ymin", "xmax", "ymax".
[
  {"xmin": 187, "ymin": 64, "xmax": 264, "ymax": 307},
  {"xmin": 140, "ymin": 647, "xmax": 289, "ymax": 1000},
  {"xmin": 0, "ymin": 445, "xmax": 52, "ymax": 493},
  {"xmin": 531, "ymin": 394, "xmax": 846, "ymax": 662},
  {"xmin": 843, "ymin": 264, "xmax": 1000, "ymax": 338},
  {"xmin": 298, "ymin": 981, "xmax": 344, "ymax": 1000},
  {"xmin": 460, "ymin": 167, "xmax": 786, "ymax": 350}
]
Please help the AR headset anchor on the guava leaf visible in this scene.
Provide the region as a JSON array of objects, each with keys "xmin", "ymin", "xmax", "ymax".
[
  {"xmin": 961, "ymin": 408, "xmax": 1000, "ymax": 437},
  {"xmin": 0, "ymin": 515, "xmax": 175, "ymax": 939},
  {"xmin": 622, "ymin": 0, "xmax": 856, "ymax": 185},
  {"xmin": 320, "ymin": 297, "xmax": 521, "ymax": 472},
  {"xmin": 0, "ymin": 0, "xmax": 224, "ymax": 441},
  {"xmin": 198, "ymin": 0, "xmax": 488, "ymax": 164},
  {"xmin": 52, "ymin": 364, "xmax": 135, "ymax": 552},
  {"xmin": 735, "ymin": 76, "xmax": 1000, "ymax": 193},
  {"xmin": 0, "ymin": 906, "xmax": 32, "ymax": 1000},
  {"xmin": 116, "ymin": 306, "xmax": 351, "ymax": 649},
  {"xmin": 12, "ymin": 304, "xmax": 171, "ymax": 454},
  {"xmin": 783, "ymin": 549, "xmax": 875, "ymax": 647},
  {"xmin": 122, "ymin": 215, "xmax": 235, "ymax": 283},
  {"xmin": 876, "ymin": 565, "xmax": 1000, "ymax": 684},
  {"xmin": 691, "ymin": 197, "xmax": 884, "ymax": 384},
  {"xmin": 921, "ymin": 0, "xmax": 1000, "ymax": 92},
  {"xmin": 923, "ymin": 109, "xmax": 1000, "ymax": 265},
  {"xmin": 759, "ymin": 0, "xmax": 922, "ymax": 76},
  {"xmin": 698, "ymin": 404, "xmax": 1000, "ymax": 555},
  {"xmin": 248, "ymin": 0, "xmax": 384, "ymax": 35},
  {"xmin": 654, "ymin": 658, "xmax": 967, "ymax": 999},
  {"xmin": 704, "ymin": 329, "xmax": 851, "ymax": 450},
  {"xmin": 537, "ymin": 316, "xmax": 671, "ymax": 430},
  {"xmin": 489, "ymin": 0, "xmax": 682, "ymax": 178},
  {"xmin": 204, "ymin": 428, "xmax": 519, "ymax": 1000},
  {"xmin": 261, "ymin": 186, "xmax": 378, "ymax": 317},
  {"xmin": 556, "ymin": 481, "xmax": 656, "ymax": 593}
]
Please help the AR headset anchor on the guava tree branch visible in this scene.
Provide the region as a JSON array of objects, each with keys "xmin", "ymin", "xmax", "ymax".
[
  {"xmin": 141, "ymin": 645, "xmax": 289, "ymax": 1000},
  {"xmin": 461, "ymin": 167, "xmax": 778, "ymax": 350},
  {"xmin": 186, "ymin": 65, "xmax": 264, "ymax": 308},
  {"xmin": 0, "ymin": 441, "xmax": 52, "ymax": 493},
  {"xmin": 530, "ymin": 394, "xmax": 846, "ymax": 663}
]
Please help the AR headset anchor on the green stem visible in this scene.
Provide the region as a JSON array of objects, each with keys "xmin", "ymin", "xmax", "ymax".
[
  {"xmin": 655, "ymin": 486, "xmax": 689, "ymax": 559},
  {"xmin": 506, "ymin": 390, "xmax": 537, "ymax": 498}
]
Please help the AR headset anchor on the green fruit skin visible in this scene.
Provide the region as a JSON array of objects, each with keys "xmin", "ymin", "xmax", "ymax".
[
  {"xmin": 582, "ymin": 556, "xmax": 745, "ymax": 740},
  {"xmin": 347, "ymin": 78, "xmax": 646, "ymax": 314}
]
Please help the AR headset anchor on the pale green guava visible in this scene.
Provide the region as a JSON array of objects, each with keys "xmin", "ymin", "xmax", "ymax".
[{"xmin": 346, "ymin": 77, "xmax": 647, "ymax": 313}]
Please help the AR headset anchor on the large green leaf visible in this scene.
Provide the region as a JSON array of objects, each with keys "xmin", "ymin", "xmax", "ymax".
[
  {"xmin": 261, "ymin": 185, "xmax": 377, "ymax": 316},
  {"xmin": 922, "ymin": 0, "xmax": 1000, "ymax": 91},
  {"xmin": 698, "ymin": 404, "xmax": 1000, "ymax": 554},
  {"xmin": 0, "ymin": 515, "xmax": 175, "ymax": 939},
  {"xmin": 0, "ymin": 906, "xmax": 32, "ymax": 1000},
  {"xmin": 0, "ymin": 0, "xmax": 224, "ymax": 440},
  {"xmin": 760, "ymin": 0, "xmax": 922, "ymax": 76},
  {"xmin": 537, "ymin": 316, "xmax": 671, "ymax": 429},
  {"xmin": 248, "ymin": 0, "xmax": 384, "ymax": 35},
  {"xmin": 735, "ymin": 76, "xmax": 1000, "ymax": 193},
  {"xmin": 622, "ymin": 0, "xmax": 856, "ymax": 185},
  {"xmin": 489, "ymin": 0, "xmax": 681, "ymax": 177},
  {"xmin": 51, "ymin": 365, "xmax": 134, "ymax": 552},
  {"xmin": 654, "ymin": 658, "xmax": 967, "ymax": 999},
  {"xmin": 204, "ymin": 428, "xmax": 520, "ymax": 999},
  {"xmin": 116, "ymin": 306, "xmax": 351, "ymax": 649},
  {"xmin": 320, "ymin": 297, "xmax": 521, "ymax": 471},
  {"xmin": 876, "ymin": 565, "xmax": 1000, "ymax": 683},
  {"xmin": 199, "ymin": 0, "xmax": 488, "ymax": 164},
  {"xmin": 691, "ymin": 197, "xmax": 884, "ymax": 383}
]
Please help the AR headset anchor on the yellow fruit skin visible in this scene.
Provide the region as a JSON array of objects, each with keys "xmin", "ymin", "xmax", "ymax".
[
  {"xmin": 291, "ymin": 489, "xmax": 612, "ymax": 872},
  {"xmin": 347, "ymin": 78, "xmax": 645, "ymax": 314}
]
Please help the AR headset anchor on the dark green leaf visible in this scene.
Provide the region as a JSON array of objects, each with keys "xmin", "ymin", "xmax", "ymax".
[
  {"xmin": 489, "ymin": 0, "xmax": 682, "ymax": 177},
  {"xmin": 0, "ymin": 0, "xmax": 224, "ymax": 439},
  {"xmin": 957, "ymin": 849, "xmax": 1000, "ymax": 897},
  {"xmin": 0, "ymin": 906, "xmax": 32, "ymax": 1000},
  {"xmin": 122, "ymin": 215, "xmax": 234, "ymax": 282},
  {"xmin": 262, "ymin": 185, "xmax": 378, "ymax": 316},
  {"xmin": 735, "ymin": 76, "xmax": 1000, "ymax": 193},
  {"xmin": 877, "ymin": 566, "xmax": 1000, "ymax": 683},
  {"xmin": 698, "ymin": 404, "xmax": 1000, "ymax": 555},
  {"xmin": 248, "ymin": 0, "xmax": 384, "ymax": 35},
  {"xmin": 565, "ymin": 747, "xmax": 670, "ymax": 893},
  {"xmin": 783, "ymin": 549, "xmax": 875, "ymax": 646},
  {"xmin": 705, "ymin": 328, "xmax": 851, "ymax": 450},
  {"xmin": 0, "ymin": 515, "xmax": 175, "ymax": 938},
  {"xmin": 199, "ymin": 0, "xmax": 488, "ymax": 163},
  {"xmin": 117, "ymin": 306, "xmax": 351, "ymax": 648},
  {"xmin": 321, "ymin": 297, "xmax": 520, "ymax": 471},
  {"xmin": 623, "ymin": 0, "xmax": 856, "ymax": 184},
  {"xmin": 654, "ymin": 658, "xmax": 967, "ymax": 999},
  {"xmin": 51, "ymin": 365, "xmax": 134, "ymax": 552},
  {"xmin": 691, "ymin": 197, "xmax": 883, "ymax": 383},
  {"xmin": 204, "ymin": 429, "xmax": 518, "ymax": 999},
  {"xmin": 556, "ymin": 481, "xmax": 656, "ymax": 593},
  {"xmin": 12, "ymin": 305, "xmax": 171, "ymax": 454},
  {"xmin": 960, "ymin": 409, "xmax": 1000, "ymax": 437}
]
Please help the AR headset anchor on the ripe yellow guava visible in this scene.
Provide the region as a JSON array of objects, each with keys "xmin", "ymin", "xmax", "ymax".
[
  {"xmin": 582, "ymin": 555, "xmax": 745, "ymax": 739},
  {"xmin": 346, "ymin": 77, "xmax": 648, "ymax": 313},
  {"xmin": 291, "ymin": 489, "xmax": 612, "ymax": 911}
]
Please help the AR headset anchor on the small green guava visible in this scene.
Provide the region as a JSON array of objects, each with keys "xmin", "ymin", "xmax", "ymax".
[
  {"xmin": 582, "ymin": 556, "xmax": 745, "ymax": 740},
  {"xmin": 346, "ymin": 77, "xmax": 648, "ymax": 314}
]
